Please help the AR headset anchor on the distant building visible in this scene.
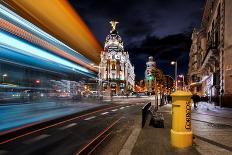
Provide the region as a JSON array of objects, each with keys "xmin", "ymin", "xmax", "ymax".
[
  {"xmin": 188, "ymin": 0, "xmax": 232, "ymax": 107},
  {"xmin": 135, "ymin": 80, "xmax": 145, "ymax": 93},
  {"xmin": 188, "ymin": 29, "xmax": 206, "ymax": 95},
  {"xmin": 99, "ymin": 21, "xmax": 135, "ymax": 95},
  {"xmin": 144, "ymin": 56, "xmax": 156, "ymax": 94}
]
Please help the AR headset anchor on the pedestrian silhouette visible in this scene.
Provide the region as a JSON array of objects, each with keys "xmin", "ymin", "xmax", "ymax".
[{"xmin": 191, "ymin": 94, "xmax": 200, "ymax": 109}]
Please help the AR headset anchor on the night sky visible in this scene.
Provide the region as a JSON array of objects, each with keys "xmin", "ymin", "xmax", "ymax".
[{"xmin": 69, "ymin": 0, "xmax": 205, "ymax": 80}]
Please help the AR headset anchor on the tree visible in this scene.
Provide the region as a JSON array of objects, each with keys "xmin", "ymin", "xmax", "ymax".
[
  {"xmin": 151, "ymin": 67, "xmax": 166, "ymax": 106},
  {"xmin": 151, "ymin": 68, "xmax": 165, "ymax": 86}
]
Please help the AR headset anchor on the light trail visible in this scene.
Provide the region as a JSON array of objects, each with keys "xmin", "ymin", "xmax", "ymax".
[
  {"xmin": 0, "ymin": 18, "xmax": 97, "ymax": 72},
  {"xmin": 3, "ymin": 0, "xmax": 103, "ymax": 63},
  {"xmin": 0, "ymin": 30, "xmax": 96, "ymax": 77},
  {"xmin": 0, "ymin": 4, "xmax": 92, "ymax": 64},
  {"xmin": 0, "ymin": 105, "xmax": 124, "ymax": 145},
  {"xmin": 0, "ymin": 4, "xmax": 97, "ymax": 72}
]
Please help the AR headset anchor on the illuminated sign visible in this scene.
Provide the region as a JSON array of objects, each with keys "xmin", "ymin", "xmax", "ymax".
[{"xmin": 108, "ymin": 46, "xmax": 118, "ymax": 49}]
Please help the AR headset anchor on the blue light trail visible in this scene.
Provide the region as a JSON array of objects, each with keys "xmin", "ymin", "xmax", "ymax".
[
  {"xmin": 0, "ymin": 4, "xmax": 93, "ymax": 65},
  {"xmin": 0, "ymin": 30, "xmax": 96, "ymax": 77}
]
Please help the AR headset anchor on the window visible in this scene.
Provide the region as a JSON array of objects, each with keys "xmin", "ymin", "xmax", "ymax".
[
  {"xmin": 112, "ymin": 64, "xmax": 116, "ymax": 70},
  {"xmin": 217, "ymin": 4, "xmax": 221, "ymax": 19},
  {"xmin": 112, "ymin": 73, "xmax": 115, "ymax": 79}
]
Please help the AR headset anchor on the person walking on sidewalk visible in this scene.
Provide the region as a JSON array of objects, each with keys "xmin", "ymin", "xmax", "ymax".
[
  {"xmin": 167, "ymin": 94, "xmax": 172, "ymax": 104},
  {"xmin": 191, "ymin": 93, "xmax": 200, "ymax": 109}
]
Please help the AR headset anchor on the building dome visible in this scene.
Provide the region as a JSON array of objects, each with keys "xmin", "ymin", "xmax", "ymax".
[
  {"xmin": 146, "ymin": 56, "xmax": 156, "ymax": 68},
  {"xmin": 104, "ymin": 21, "xmax": 124, "ymax": 52}
]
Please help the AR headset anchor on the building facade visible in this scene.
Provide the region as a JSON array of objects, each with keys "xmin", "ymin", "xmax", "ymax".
[
  {"xmin": 99, "ymin": 21, "xmax": 135, "ymax": 95},
  {"xmin": 144, "ymin": 56, "xmax": 156, "ymax": 94},
  {"xmin": 188, "ymin": 0, "xmax": 232, "ymax": 107}
]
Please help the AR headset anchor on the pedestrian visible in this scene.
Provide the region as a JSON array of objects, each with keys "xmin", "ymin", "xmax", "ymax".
[
  {"xmin": 164, "ymin": 94, "xmax": 167, "ymax": 104},
  {"xmin": 167, "ymin": 95, "xmax": 172, "ymax": 104},
  {"xmin": 191, "ymin": 93, "xmax": 200, "ymax": 109}
]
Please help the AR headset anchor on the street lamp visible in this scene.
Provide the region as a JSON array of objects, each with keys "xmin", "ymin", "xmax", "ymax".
[
  {"xmin": 2, "ymin": 74, "xmax": 7, "ymax": 83},
  {"xmin": 91, "ymin": 64, "xmax": 105, "ymax": 97},
  {"xmin": 170, "ymin": 61, "xmax": 177, "ymax": 90},
  {"xmin": 179, "ymin": 74, "xmax": 185, "ymax": 90}
]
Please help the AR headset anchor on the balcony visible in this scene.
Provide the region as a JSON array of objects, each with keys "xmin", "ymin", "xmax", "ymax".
[{"xmin": 201, "ymin": 39, "xmax": 219, "ymax": 71}]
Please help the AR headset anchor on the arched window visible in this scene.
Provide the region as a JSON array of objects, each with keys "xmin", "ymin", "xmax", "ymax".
[{"xmin": 112, "ymin": 64, "xmax": 116, "ymax": 70}]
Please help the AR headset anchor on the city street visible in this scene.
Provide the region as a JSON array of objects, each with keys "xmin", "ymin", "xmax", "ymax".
[
  {"xmin": 0, "ymin": 101, "xmax": 103, "ymax": 132},
  {"xmin": 1, "ymin": 98, "xmax": 231, "ymax": 155},
  {"xmin": 0, "ymin": 98, "xmax": 150, "ymax": 155},
  {"xmin": 1, "ymin": 0, "xmax": 232, "ymax": 155}
]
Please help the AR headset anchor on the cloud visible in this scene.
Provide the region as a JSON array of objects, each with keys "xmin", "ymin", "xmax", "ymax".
[
  {"xmin": 69, "ymin": 0, "xmax": 205, "ymax": 79},
  {"xmin": 126, "ymin": 33, "xmax": 191, "ymax": 79}
]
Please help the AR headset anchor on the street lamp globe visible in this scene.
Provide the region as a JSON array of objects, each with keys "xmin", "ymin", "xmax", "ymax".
[{"xmin": 171, "ymin": 61, "xmax": 176, "ymax": 65}]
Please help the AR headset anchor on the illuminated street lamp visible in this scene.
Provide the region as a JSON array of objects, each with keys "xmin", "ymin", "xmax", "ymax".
[
  {"xmin": 91, "ymin": 64, "xmax": 105, "ymax": 97},
  {"xmin": 179, "ymin": 74, "xmax": 185, "ymax": 90},
  {"xmin": 2, "ymin": 74, "xmax": 7, "ymax": 83},
  {"xmin": 170, "ymin": 61, "xmax": 177, "ymax": 90}
]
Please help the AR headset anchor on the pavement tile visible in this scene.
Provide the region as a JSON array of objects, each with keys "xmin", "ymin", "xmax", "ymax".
[{"xmin": 131, "ymin": 103, "xmax": 232, "ymax": 155}]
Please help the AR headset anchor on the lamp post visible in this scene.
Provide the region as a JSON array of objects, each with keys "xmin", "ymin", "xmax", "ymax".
[
  {"xmin": 2, "ymin": 74, "xmax": 7, "ymax": 83},
  {"xmin": 91, "ymin": 64, "xmax": 104, "ymax": 98},
  {"xmin": 179, "ymin": 74, "xmax": 185, "ymax": 90},
  {"xmin": 164, "ymin": 74, "xmax": 175, "ymax": 93},
  {"xmin": 171, "ymin": 61, "xmax": 177, "ymax": 90}
]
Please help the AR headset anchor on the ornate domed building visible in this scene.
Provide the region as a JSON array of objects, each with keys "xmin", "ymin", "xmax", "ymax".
[
  {"xmin": 99, "ymin": 21, "xmax": 135, "ymax": 95},
  {"xmin": 145, "ymin": 56, "xmax": 156, "ymax": 93}
]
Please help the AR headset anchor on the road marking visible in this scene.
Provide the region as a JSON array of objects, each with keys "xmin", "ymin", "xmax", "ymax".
[
  {"xmin": 84, "ymin": 116, "xmax": 96, "ymax": 121},
  {"xmin": 111, "ymin": 109, "xmax": 118, "ymax": 112},
  {"xmin": 59, "ymin": 123, "xmax": 77, "ymax": 130},
  {"xmin": 119, "ymin": 128, "xmax": 141, "ymax": 155},
  {"xmin": 0, "ymin": 105, "xmax": 123, "ymax": 145},
  {"xmin": 125, "ymin": 106, "xmax": 130, "ymax": 108},
  {"xmin": 75, "ymin": 118, "xmax": 122, "ymax": 155},
  {"xmin": 24, "ymin": 134, "xmax": 50, "ymax": 144},
  {"xmin": 88, "ymin": 131, "xmax": 112, "ymax": 155},
  {"xmin": 120, "ymin": 107, "xmax": 125, "ymax": 109},
  {"xmin": 101, "ymin": 112, "xmax": 109, "ymax": 115}
]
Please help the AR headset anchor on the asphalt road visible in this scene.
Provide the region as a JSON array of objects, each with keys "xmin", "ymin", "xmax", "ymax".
[{"xmin": 0, "ymin": 99, "xmax": 148, "ymax": 155}]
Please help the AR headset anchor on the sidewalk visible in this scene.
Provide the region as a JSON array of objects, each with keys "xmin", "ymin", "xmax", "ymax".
[
  {"xmin": 129, "ymin": 103, "xmax": 232, "ymax": 155},
  {"xmin": 192, "ymin": 102, "xmax": 232, "ymax": 155}
]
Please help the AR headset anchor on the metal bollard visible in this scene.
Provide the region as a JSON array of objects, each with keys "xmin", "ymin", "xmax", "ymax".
[
  {"xmin": 142, "ymin": 102, "xmax": 151, "ymax": 128},
  {"xmin": 170, "ymin": 91, "xmax": 192, "ymax": 148}
]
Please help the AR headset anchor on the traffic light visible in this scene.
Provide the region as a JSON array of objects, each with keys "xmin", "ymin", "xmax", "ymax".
[{"xmin": 147, "ymin": 75, "xmax": 154, "ymax": 80}]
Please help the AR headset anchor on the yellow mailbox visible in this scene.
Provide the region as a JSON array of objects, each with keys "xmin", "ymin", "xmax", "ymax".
[{"xmin": 171, "ymin": 90, "xmax": 192, "ymax": 148}]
